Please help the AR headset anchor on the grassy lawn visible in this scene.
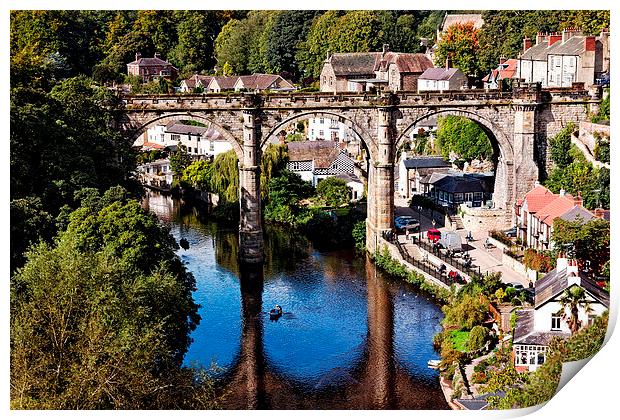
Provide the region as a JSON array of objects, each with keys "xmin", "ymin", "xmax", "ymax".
[{"xmin": 450, "ymin": 330, "xmax": 470, "ymax": 352}]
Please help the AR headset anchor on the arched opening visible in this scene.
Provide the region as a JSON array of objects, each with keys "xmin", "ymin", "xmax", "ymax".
[
  {"xmin": 394, "ymin": 109, "xmax": 514, "ymax": 238},
  {"xmin": 129, "ymin": 113, "xmax": 243, "ymax": 193},
  {"xmin": 257, "ymin": 110, "xmax": 379, "ymax": 251}
]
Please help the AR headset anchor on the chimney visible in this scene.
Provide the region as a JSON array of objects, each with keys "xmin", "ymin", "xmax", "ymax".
[
  {"xmin": 382, "ymin": 44, "xmax": 390, "ymax": 55},
  {"xmin": 523, "ymin": 36, "xmax": 533, "ymax": 53},
  {"xmin": 154, "ymin": 52, "xmax": 161, "ymax": 59},
  {"xmin": 534, "ymin": 180, "xmax": 541, "ymax": 187},
  {"xmin": 594, "ymin": 208, "xmax": 606, "ymax": 219},
  {"xmin": 556, "ymin": 252, "xmax": 568, "ymax": 273},
  {"xmin": 585, "ymin": 36, "xmax": 596, "ymax": 52},
  {"xmin": 326, "ymin": 49, "xmax": 331, "ymax": 61},
  {"xmin": 548, "ymin": 33, "xmax": 562, "ymax": 46},
  {"xmin": 445, "ymin": 56, "xmax": 452, "ymax": 69},
  {"xmin": 566, "ymin": 259, "xmax": 580, "ymax": 285},
  {"xmin": 536, "ymin": 32, "xmax": 546, "ymax": 45},
  {"xmin": 559, "ymin": 188, "xmax": 566, "ymax": 197},
  {"xmin": 499, "ymin": 56, "xmax": 506, "ymax": 65},
  {"xmin": 135, "ymin": 52, "xmax": 142, "ymax": 61},
  {"xmin": 573, "ymin": 191, "xmax": 583, "ymax": 206}
]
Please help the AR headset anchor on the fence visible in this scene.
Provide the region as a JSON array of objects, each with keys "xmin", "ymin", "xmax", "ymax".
[
  {"xmin": 412, "ymin": 236, "xmax": 488, "ymax": 279},
  {"xmin": 382, "ymin": 231, "xmax": 458, "ymax": 287}
]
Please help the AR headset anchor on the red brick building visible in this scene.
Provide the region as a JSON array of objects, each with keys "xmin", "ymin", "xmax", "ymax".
[{"xmin": 127, "ymin": 52, "xmax": 178, "ymax": 82}]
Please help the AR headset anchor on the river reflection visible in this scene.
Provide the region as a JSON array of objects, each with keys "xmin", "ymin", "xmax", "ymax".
[{"xmin": 142, "ymin": 192, "xmax": 448, "ymax": 409}]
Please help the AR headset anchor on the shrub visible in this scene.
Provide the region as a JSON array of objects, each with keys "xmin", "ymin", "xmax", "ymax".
[
  {"xmin": 523, "ymin": 249, "xmax": 553, "ymax": 272},
  {"xmin": 489, "ymin": 230, "xmax": 512, "ymax": 247},
  {"xmin": 468, "ymin": 325, "xmax": 489, "ymax": 351}
]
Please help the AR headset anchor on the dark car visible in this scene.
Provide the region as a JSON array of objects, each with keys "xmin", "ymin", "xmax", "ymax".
[{"xmin": 504, "ymin": 226, "xmax": 517, "ymax": 237}]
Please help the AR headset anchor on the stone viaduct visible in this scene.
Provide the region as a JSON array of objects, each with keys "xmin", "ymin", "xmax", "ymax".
[{"xmin": 116, "ymin": 84, "xmax": 601, "ymax": 264}]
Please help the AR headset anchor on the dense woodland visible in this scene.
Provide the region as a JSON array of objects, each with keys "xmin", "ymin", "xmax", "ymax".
[{"xmin": 9, "ymin": 10, "xmax": 611, "ymax": 409}]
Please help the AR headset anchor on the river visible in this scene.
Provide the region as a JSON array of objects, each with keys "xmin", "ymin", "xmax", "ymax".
[{"xmin": 143, "ymin": 191, "xmax": 448, "ymax": 409}]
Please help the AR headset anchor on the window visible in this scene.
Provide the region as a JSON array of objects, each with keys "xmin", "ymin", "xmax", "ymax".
[
  {"xmin": 465, "ymin": 192, "xmax": 473, "ymax": 202},
  {"xmin": 194, "ymin": 147, "xmax": 198, "ymax": 154},
  {"xmin": 319, "ymin": 130, "xmax": 324, "ymax": 137},
  {"xmin": 555, "ymin": 57, "xmax": 561, "ymax": 67},
  {"xmin": 209, "ymin": 142, "xmax": 215, "ymax": 152},
  {"xmin": 320, "ymin": 118, "xmax": 324, "ymax": 124},
  {"xmin": 551, "ymin": 314, "xmax": 561, "ymax": 330},
  {"xmin": 454, "ymin": 193, "xmax": 463, "ymax": 202},
  {"xmin": 171, "ymin": 134, "xmax": 180, "ymax": 142},
  {"xmin": 474, "ymin": 192, "xmax": 483, "ymax": 200}
]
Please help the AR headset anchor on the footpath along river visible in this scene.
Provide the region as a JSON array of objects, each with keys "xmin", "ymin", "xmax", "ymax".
[{"xmin": 143, "ymin": 191, "xmax": 448, "ymax": 409}]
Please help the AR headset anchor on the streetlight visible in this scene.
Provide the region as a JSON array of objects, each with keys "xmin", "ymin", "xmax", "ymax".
[{"xmin": 417, "ymin": 205, "xmax": 422, "ymax": 242}]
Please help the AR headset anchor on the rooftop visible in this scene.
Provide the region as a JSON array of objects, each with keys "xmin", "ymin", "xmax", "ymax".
[
  {"xmin": 535, "ymin": 265, "xmax": 610, "ymax": 309},
  {"xmin": 419, "ymin": 68, "xmax": 462, "ymax": 81},
  {"xmin": 287, "ymin": 141, "xmax": 342, "ymax": 169},
  {"xmin": 440, "ymin": 13, "xmax": 485, "ymax": 32},
  {"xmin": 403, "ymin": 156, "xmax": 451, "ymax": 170}
]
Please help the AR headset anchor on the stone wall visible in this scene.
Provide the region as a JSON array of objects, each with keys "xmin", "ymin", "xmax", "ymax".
[
  {"xmin": 578, "ymin": 121, "xmax": 610, "ymax": 152},
  {"xmin": 460, "ymin": 204, "xmax": 512, "ymax": 232}
]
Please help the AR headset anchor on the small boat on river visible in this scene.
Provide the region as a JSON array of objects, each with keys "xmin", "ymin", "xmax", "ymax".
[
  {"xmin": 427, "ymin": 359, "xmax": 441, "ymax": 369},
  {"xmin": 269, "ymin": 305, "xmax": 283, "ymax": 320}
]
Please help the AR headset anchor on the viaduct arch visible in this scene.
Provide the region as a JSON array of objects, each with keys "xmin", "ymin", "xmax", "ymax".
[{"xmin": 117, "ymin": 86, "xmax": 601, "ymax": 264}]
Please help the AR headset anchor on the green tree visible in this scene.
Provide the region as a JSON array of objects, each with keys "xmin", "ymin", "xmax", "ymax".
[
  {"xmin": 260, "ymin": 143, "xmax": 288, "ymax": 199},
  {"xmin": 552, "ymin": 217, "xmax": 610, "ymax": 275},
  {"xmin": 264, "ymin": 170, "xmax": 314, "ymax": 226},
  {"xmin": 209, "ymin": 150, "xmax": 239, "ymax": 203},
  {"xmin": 316, "ymin": 177, "xmax": 351, "ymax": 207},
  {"xmin": 170, "ymin": 11, "xmax": 222, "ymax": 74},
  {"xmin": 265, "ymin": 10, "xmax": 319, "ymax": 79},
  {"xmin": 548, "ymin": 123, "xmax": 575, "ymax": 168},
  {"xmin": 214, "ymin": 19, "xmax": 247, "ymax": 74},
  {"xmin": 442, "ymin": 293, "xmax": 490, "ymax": 331},
  {"xmin": 10, "ymin": 189, "xmax": 217, "ymax": 409},
  {"xmin": 435, "ymin": 22, "xmax": 482, "ymax": 76},
  {"xmin": 467, "ymin": 325, "xmax": 489, "ymax": 351},
  {"xmin": 558, "ymin": 286, "xmax": 591, "ymax": 335},
  {"xmin": 328, "ymin": 11, "xmax": 383, "ymax": 53},
  {"xmin": 296, "ymin": 11, "xmax": 343, "ymax": 79},
  {"xmin": 435, "ymin": 115, "xmax": 493, "ymax": 161},
  {"xmin": 169, "ymin": 143, "xmax": 193, "ymax": 176}
]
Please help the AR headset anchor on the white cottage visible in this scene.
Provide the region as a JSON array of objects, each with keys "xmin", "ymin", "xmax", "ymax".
[{"xmin": 512, "ymin": 256, "xmax": 609, "ymax": 372}]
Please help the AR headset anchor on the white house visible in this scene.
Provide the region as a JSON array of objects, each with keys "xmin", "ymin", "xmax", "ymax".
[
  {"xmin": 512, "ymin": 256, "xmax": 609, "ymax": 372},
  {"xmin": 518, "ymin": 28, "xmax": 610, "ymax": 89},
  {"xmin": 307, "ymin": 117, "xmax": 358, "ymax": 142},
  {"xmin": 515, "ymin": 183, "xmax": 597, "ymax": 250},
  {"xmin": 417, "ymin": 67, "xmax": 468, "ymax": 92},
  {"xmin": 179, "ymin": 74, "xmax": 213, "ymax": 92},
  {"xmin": 335, "ymin": 173, "xmax": 364, "ymax": 201},
  {"xmin": 286, "ymin": 141, "xmax": 359, "ymax": 192},
  {"xmin": 137, "ymin": 122, "xmax": 233, "ymax": 157},
  {"xmin": 137, "ymin": 158, "xmax": 174, "ymax": 189},
  {"xmin": 233, "ymin": 73, "xmax": 295, "ymax": 92}
]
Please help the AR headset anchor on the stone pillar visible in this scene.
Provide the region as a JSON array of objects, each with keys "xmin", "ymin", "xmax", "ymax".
[
  {"xmin": 512, "ymin": 104, "xmax": 540, "ymax": 217},
  {"xmin": 367, "ymin": 102, "xmax": 396, "ymax": 253},
  {"xmin": 239, "ymin": 107, "xmax": 264, "ymax": 264}
]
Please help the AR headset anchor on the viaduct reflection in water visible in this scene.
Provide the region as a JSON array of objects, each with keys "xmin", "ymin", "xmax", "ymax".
[
  {"xmin": 142, "ymin": 192, "xmax": 447, "ymax": 409},
  {"xmin": 222, "ymin": 260, "xmax": 447, "ymax": 409}
]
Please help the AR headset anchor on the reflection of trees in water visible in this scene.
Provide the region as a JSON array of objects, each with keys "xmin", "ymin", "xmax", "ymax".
[{"xmin": 263, "ymin": 224, "xmax": 312, "ymax": 277}]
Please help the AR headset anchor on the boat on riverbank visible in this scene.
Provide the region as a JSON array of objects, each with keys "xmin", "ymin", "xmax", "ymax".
[{"xmin": 428, "ymin": 359, "xmax": 441, "ymax": 369}]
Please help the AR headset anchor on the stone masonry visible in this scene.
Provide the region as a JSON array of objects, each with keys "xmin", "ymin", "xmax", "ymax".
[{"xmin": 117, "ymin": 85, "xmax": 600, "ymax": 263}]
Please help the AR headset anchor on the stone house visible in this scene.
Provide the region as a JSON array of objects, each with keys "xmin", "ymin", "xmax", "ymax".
[
  {"xmin": 515, "ymin": 183, "xmax": 598, "ymax": 250},
  {"xmin": 482, "ymin": 58, "xmax": 519, "ymax": 89},
  {"xmin": 127, "ymin": 52, "xmax": 178, "ymax": 82},
  {"xmin": 319, "ymin": 45, "xmax": 433, "ymax": 92},
  {"xmin": 417, "ymin": 66, "xmax": 468, "ymax": 92},
  {"xmin": 512, "ymin": 255, "xmax": 609, "ymax": 372},
  {"xmin": 517, "ymin": 28, "xmax": 610, "ymax": 88},
  {"xmin": 397, "ymin": 156, "xmax": 451, "ymax": 199},
  {"xmin": 179, "ymin": 74, "xmax": 213, "ymax": 92},
  {"xmin": 234, "ymin": 73, "xmax": 295, "ymax": 92}
]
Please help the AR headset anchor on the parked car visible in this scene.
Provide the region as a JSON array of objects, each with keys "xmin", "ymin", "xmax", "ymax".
[
  {"xmin": 427, "ymin": 228, "xmax": 441, "ymax": 243},
  {"xmin": 508, "ymin": 282, "xmax": 525, "ymax": 291},
  {"xmin": 395, "ymin": 216, "xmax": 419, "ymax": 232},
  {"xmin": 504, "ymin": 226, "xmax": 517, "ymax": 237}
]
